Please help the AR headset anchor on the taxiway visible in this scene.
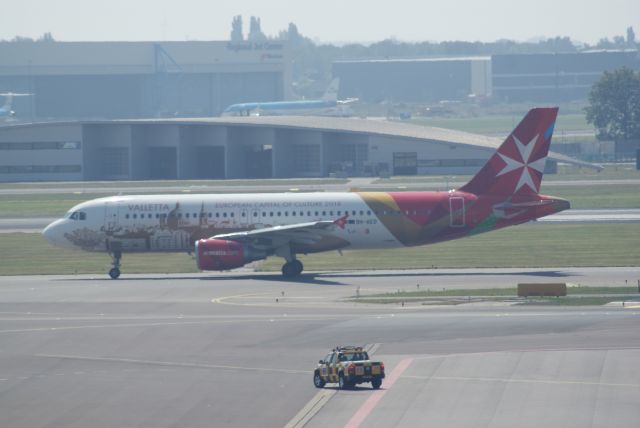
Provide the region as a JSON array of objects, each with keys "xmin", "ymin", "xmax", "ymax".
[{"xmin": 0, "ymin": 269, "xmax": 639, "ymax": 428}]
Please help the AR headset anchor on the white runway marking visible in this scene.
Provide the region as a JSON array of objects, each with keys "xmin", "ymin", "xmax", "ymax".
[{"xmin": 36, "ymin": 353, "xmax": 309, "ymax": 375}]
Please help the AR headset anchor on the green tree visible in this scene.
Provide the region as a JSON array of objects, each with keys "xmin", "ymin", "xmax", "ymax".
[
  {"xmin": 626, "ymin": 26, "xmax": 636, "ymax": 46},
  {"xmin": 230, "ymin": 16, "xmax": 243, "ymax": 42},
  {"xmin": 585, "ymin": 67, "xmax": 640, "ymax": 141}
]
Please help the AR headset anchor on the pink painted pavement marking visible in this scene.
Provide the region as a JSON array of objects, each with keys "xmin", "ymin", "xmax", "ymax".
[{"xmin": 344, "ymin": 357, "xmax": 414, "ymax": 428}]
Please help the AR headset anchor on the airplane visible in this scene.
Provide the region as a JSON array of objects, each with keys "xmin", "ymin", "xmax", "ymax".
[
  {"xmin": 42, "ymin": 107, "xmax": 569, "ymax": 279},
  {"xmin": 0, "ymin": 93, "xmax": 32, "ymax": 122},
  {"xmin": 221, "ymin": 78, "xmax": 356, "ymax": 117}
]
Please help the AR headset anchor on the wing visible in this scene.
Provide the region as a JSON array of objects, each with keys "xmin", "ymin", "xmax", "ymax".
[{"xmin": 212, "ymin": 220, "xmax": 340, "ymax": 251}]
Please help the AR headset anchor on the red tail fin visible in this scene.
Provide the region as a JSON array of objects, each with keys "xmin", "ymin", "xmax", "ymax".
[{"xmin": 459, "ymin": 107, "xmax": 558, "ymax": 196}]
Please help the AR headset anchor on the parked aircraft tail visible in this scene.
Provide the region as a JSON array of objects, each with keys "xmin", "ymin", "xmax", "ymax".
[
  {"xmin": 322, "ymin": 78, "xmax": 340, "ymax": 102},
  {"xmin": 459, "ymin": 107, "xmax": 559, "ymax": 197},
  {"xmin": 1, "ymin": 93, "xmax": 13, "ymax": 111}
]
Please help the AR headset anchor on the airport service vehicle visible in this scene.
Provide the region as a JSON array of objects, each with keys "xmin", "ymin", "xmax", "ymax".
[
  {"xmin": 42, "ymin": 108, "xmax": 569, "ymax": 279},
  {"xmin": 313, "ymin": 346, "xmax": 385, "ymax": 389}
]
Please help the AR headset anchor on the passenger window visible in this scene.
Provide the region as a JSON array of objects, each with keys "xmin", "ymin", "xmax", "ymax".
[
  {"xmin": 367, "ymin": 210, "xmax": 371, "ymax": 215},
  {"xmin": 125, "ymin": 214, "xmax": 130, "ymax": 219},
  {"xmin": 270, "ymin": 212, "xmax": 273, "ymax": 217},
  {"xmin": 242, "ymin": 212, "xmax": 246, "ymax": 217},
  {"xmin": 133, "ymin": 214, "xmax": 137, "ymax": 219},
  {"xmin": 193, "ymin": 213, "xmax": 197, "ymax": 218},
  {"xmin": 322, "ymin": 211, "xmax": 326, "ymax": 216},
  {"xmin": 186, "ymin": 213, "xmax": 190, "ymax": 218},
  {"xmin": 360, "ymin": 210, "xmax": 364, "ymax": 216},
  {"xmin": 352, "ymin": 210, "xmax": 356, "ymax": 216},
  {"xmin": 216, "ymin": 212, "xmax": 220, "ymax": 218},
  {"xmin": 208, "ymin": 213, "xmax": 212, "ymax": 218},
  {"xmin": 329, "ymin": 211, "xmax": 333, "ymax": 216},
  {"xmin": 291, "ymin": 211, "xmax": 296, "ymax": 216},
  {"xmin": 223, "ymin": 213, "xmax": 227, "ymax": 218},
  {"xmin": 230, "ymin": 213, "xmax": 234, "ymax": 217},
  {"xmin": 277, "ymin": 212, "xmax": 281, "ymax": 217},
  {"xmin": 285, "ymin": 211, "xmax": 289, "ymax": 217},
  {"xmin": 262, "ymin": 212, "xmax": 266, "ymax": 217}
]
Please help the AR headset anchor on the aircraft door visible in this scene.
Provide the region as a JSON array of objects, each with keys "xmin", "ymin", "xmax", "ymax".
[
  {"xmin": 240, "ymin": 208, "xmax": 261, "ymax": 228},
  {"xmin": 449, "ymin": 197, "xmax": 465, "ymax": 227},
  {"xmin": 105, "ymin": 202, "xmax": 119, "ymax": 232}
]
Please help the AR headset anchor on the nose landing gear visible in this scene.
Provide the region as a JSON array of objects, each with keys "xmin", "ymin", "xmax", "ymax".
[{"xmin": 109, "ymin": 251, "xmax": 122, "ymax": 279}]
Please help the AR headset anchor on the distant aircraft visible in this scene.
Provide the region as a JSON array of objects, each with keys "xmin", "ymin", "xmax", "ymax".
[
  {"xmin": 0, "ymin": 93, "xmax": 32, "ymax": 122},
  {"xmin": 43, "ymin": 108, "xmax": 569, "ymax": 279},
  {"xmin": 222, "ymin": 78, "xmax": 356, "ymax": 117}
]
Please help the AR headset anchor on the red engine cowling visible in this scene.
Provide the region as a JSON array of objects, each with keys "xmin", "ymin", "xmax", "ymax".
[{"xmin": 195, "ymin": 239, "xmax": 248, "ymax": 271}]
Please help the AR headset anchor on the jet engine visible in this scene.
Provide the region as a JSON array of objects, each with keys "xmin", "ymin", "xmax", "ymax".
[{"xmin": 195, "ymin": 238, "xmax": 265, "ymax": 271}]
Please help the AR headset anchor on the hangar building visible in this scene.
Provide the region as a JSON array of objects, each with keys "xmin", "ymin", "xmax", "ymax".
[
  {"xmin": 332, "ymin": 57, "xmax": 492, "ymax": 102},
  {"xmin": 0, "ymin": 117, "xmax": 595, "ymax": 182},
  {"xmin": 0, "ymin": 41, "xmax": 291, "ymax": 119},
  {"xmin": 492, "ymin": 50, "xmax": 640, "ymax": 102}
]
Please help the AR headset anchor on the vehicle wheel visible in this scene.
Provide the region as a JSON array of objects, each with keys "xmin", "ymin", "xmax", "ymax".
[
  {"xmin": 313, "ymin": 371, "xmax": 325, "ymax": 388},
  {"xmin": 338, "ymin": 374, "xmax": 347, "ymax": 390},
  {"xmin": 109, "ymin": 268, "xmax": 120, "ymax": 279},
  {"xmin": 371, "ymin": 378, "xmax": 382, "ymax": 389}
]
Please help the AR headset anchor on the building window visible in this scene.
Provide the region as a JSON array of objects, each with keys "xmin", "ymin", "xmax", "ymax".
[
  {"xmin": 0, "ymin": 141, "xmax": 81, "ymax": 150},
  {"xmin": 0, "ymin": 165, "xmax": 82, "ymax": 174}
]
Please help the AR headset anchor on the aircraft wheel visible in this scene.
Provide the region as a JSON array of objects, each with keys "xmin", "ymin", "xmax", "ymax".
[
  {"xmin": 281, "ymin": 261, "xmax": 301, "ymax": 278},
  {"xmin": 109, "ymin": 268, "xmax": 120, "ymax": 279},
  {"xmin": 292, "ymin": 259, "xmax": 303, "ymax": 275}
]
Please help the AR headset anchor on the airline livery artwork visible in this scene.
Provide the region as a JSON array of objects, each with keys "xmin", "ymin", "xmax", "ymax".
[{"xmin": 43, "ymin": 108, "xmax": 569, "ymax": 279}]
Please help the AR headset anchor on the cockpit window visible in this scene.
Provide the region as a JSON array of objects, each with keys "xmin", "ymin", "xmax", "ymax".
[{"xmin": 68, "ymin": 211, "xmax": 87, "ymax": 221}]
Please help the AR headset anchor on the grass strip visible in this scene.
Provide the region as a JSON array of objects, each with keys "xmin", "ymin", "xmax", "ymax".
[
  {"xmin": 1, "ymin": 223, "xmax": 638, "ymax": 276},
  {"xmin": 350, "ymin": 287, "xmax": 640, "ymax": 306}
]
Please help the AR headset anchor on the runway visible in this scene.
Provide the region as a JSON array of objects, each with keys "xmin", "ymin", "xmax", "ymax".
[{"xmin": 0, "ymin": 269, "xmax": 639, "ymax": 427}]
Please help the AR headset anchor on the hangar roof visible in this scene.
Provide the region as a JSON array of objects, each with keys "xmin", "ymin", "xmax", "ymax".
[
  {"xmin": 2, "ymin": 116, "xmax": 600, "ymax": 170},
  {"xmin": 125, "ymin": 116, "xmax": 599, "ymax": 170}
]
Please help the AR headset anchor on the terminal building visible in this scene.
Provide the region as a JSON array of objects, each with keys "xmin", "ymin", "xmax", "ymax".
[
  {"xmin": 0, "ymin": 116, "xmax": 596, "ymax": 182},
  {"xmin": 0, "ymin": 41, "xmax": 291, "ymax": 119}
]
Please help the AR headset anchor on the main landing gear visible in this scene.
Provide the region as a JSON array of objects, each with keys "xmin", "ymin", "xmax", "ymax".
[
  {"xmin": 276, "ymin": 245, "xmax": 303, "ymax": 278},
  {"xmin": 281, "ymin": 259, "xmax": 303, "ymax": 278},
  {"xmin": 109, "ymin": 251, "xmax": 122, "ymax": 279}
]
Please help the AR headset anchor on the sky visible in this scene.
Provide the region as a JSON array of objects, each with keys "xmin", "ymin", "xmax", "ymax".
[{"xmin": 2, "ymin": 0, "xmax": 639, "ymax": 45}]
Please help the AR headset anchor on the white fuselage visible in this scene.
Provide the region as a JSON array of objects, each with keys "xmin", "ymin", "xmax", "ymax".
[{"xmin": 43, "ymin": 193, "xmax": 401, "ymax": 254}]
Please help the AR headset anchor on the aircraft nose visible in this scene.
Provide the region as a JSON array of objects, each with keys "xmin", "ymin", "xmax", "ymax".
[{"xmin": 42, "ymin": 219, "xmax": 65, "ymax": 247}]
